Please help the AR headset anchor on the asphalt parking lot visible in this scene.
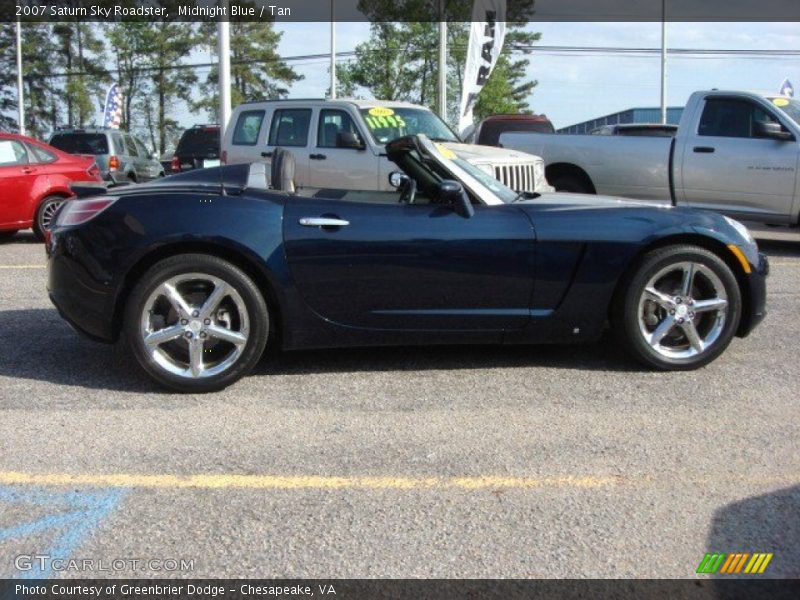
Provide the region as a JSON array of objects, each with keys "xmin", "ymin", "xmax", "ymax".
[{"xmin": 0, "ymin": 227, "xmax": 798, "ymax": 579}]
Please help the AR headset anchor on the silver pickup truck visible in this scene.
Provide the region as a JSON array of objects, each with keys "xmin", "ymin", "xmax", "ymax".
[{"xmin": 500, "ymin": 90, "xmax": 800, "ymax": 226}]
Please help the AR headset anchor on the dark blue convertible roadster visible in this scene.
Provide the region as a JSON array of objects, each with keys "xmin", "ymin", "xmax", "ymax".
[{"xmin": 47, "ymin": 135, "xmax": 767, "ymax": 392}]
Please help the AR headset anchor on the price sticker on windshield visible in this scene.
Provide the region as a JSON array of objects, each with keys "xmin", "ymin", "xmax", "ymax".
[
  {"xmin": 773, "ymin": 98, "xmax": 790, "ymax": 107},
  {"xmin": 368, "ymin": 107, "xmax": 395, "ymax": 117},
  {"xmin": 434, "ymin": 143, "xmax": 457, "ymax": 160}
]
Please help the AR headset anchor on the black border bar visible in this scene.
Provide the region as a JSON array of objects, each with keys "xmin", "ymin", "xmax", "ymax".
[
  {"xmin": 3, "ymin": 579, "xmax": 800, "ymax": 600},
  {"xmin": 4, "ymin": 0, "xmax": 800, "ymax": 23}
]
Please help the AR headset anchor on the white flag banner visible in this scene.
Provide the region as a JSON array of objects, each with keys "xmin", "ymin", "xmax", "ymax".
[{"xmin": 458, "ymin": 0, "xmax": 507, "ymax": 134}]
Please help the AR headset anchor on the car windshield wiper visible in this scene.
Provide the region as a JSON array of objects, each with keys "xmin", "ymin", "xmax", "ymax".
[{"xmin": 429, "ymin": 136, "xmax": 458, "ymax": 143}]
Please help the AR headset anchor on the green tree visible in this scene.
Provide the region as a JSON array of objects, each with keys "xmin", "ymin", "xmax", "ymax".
[
  {"xmin": 53, "ymin": 22, "xmax": 109, "ymax": 127},
  {"xmin": 19, "ymin": 24, "xmax": 62, "ymax": 138},
  {"xmin": 106, "ymin": 22, "xmax": 151, "ymax": 130},
  {"xmin": 0, "ymin": 23, "xmax": 20, "ymax": 131},
  {"xmin": 343, "ymin": 0, "xmax": 540, "ymax": 127},
  {"xmin": 107, "ymin": 22, "xmax": 198, "ymax": 153},
  {"xmin": 195, "ymin": 21, "xmax": 301, "ymax": 121}
]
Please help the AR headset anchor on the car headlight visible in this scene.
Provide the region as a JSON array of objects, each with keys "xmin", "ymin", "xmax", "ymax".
[
  {"xmin": 723, "ymin": 216, "xmax": 754, "ymax": 245},
  {"xmin": 476, "ymin": 163, "xmax": 494, "ymax": 176}
]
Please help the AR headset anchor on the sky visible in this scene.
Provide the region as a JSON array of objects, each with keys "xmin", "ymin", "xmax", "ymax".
[{"xmin": 180, "ymin": 21, "xmax": 800, "ymax": 132}]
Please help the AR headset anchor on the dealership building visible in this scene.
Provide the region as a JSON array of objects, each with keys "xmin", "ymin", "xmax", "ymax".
[{"xmin": 558, "ymin": 106, "xmax": 684, "ymax": 134}]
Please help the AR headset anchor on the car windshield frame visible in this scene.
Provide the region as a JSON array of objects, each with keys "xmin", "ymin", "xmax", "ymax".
[
  {"xmin": 359, "ymin": 107, "xmax": 460, "ymax": 145},
  {"xmin": 767, "ymin": 96, "xmax": 800, "ymax": 127},
  {"xmin": 409, "ymin": 135, "xmax": 509, "ymax": 206}
]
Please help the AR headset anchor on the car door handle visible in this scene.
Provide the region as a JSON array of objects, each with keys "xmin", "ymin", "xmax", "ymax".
[
  {"xmin": 309, "ymin": 153, "xmax": 327, "ymax": 160},
  {"xmin": 693, "ymin": 146, "xmax": 716, "ymax": 153},
  {"xmin": 21, "ymin": 167, "xmax": 35, "ymax": 174},
  {"xmin": 261, "ymin": 151, "xmax": 273, "ymax": 158},
  {"xmin": 299, "ymin": 217, "xmax": 349, "ymax": 228}
]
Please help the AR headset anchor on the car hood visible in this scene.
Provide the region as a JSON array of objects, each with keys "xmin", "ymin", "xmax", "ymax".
[{"xmin": 440, "ymin": 141, "xmax": 542, "ymax": 163}]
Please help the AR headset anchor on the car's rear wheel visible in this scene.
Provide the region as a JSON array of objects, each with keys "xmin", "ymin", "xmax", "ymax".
[
  {"xmin": 34, "ymin": 196, "xmax": 66, "ymax": 240},
  {"xmin": 124, "ymin": 254, "xmax": 269, "ymax": 392},
  {"xmin": 613, "ymin": 245, "xmax": 742, "ymax": 370}
]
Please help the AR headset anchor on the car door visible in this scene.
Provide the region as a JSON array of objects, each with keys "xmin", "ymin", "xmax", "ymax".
[
  {"xmin": 123, "ymin": 134, "xmax": 140, "ymax": 180},
  {"xmin": 283, "ymin": 195, "xmax": 536, "ymax": 331},
  {"xmin": 262, "ymin": 108, "xmax": 311, "ymax": 187},
  {"xmin": 307, "ymin": 108, "xmax": 379, "ymax": 190},
  {"xmin": 0, "ymin": 138, "xmax": 35, "ymax": 227},
  {"xmin": 133, "ymin": 137, "xmax": 158, "ymax": 180},
  {"xmin": 679, "ymin": 96, "xmax": 799, "ymax": 223}
]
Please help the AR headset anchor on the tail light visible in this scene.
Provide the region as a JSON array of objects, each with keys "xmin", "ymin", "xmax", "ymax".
[
  {"xmin": 171, "ymin": 155, "xmax": 180, "ymax": 172},
  {"xmin": 87, "ymin": 162, "xmax": 101, "ymax": 180},
  {"xmin": 221, "ymin": 150, "xmax": 227, "ymax": 164},
  {"xmin": 56, "ymin": 197, "xmax": 117, "ymax": 227},
  {"xmin": 108, "ymin": 155, "xmax": 120, "ymax": 171}
]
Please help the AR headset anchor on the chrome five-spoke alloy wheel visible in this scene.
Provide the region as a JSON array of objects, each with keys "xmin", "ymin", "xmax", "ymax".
[
  {"xmin": 140, "ymin": 273, "xmax": 250, "ymax": 379},
  {"xmin": 637, "ymin": 261, "xmax": 728, "ymax": 359}
]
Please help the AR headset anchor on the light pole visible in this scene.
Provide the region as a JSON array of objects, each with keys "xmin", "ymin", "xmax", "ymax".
[
  {"xmin": 218, "ymin": 18, "xmax": 231, "ymax": 138},
  {"xmin": 330, "ymin": 0, "xmax": 336, "ymax": 99},
  {"xmin": 438, "ymin": 1, "xmax": 447, "ymax": 118},
  {"xmin": 660, "ymin": 0, "xmax": 667, "ymax": 124},
  {"xmin": 16, "ymin": 19, "xmax": 25, "ymax": 135}
]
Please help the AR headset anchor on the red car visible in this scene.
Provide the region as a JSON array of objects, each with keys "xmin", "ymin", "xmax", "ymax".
[{"xmin": 0, "ymin": 132, "xmax": 102, "ymax": 241}]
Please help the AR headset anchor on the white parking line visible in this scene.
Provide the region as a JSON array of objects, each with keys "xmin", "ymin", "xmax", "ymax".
[{"xmin": 0, "ymin": 265, "xmax": 46, "ymax": 269}]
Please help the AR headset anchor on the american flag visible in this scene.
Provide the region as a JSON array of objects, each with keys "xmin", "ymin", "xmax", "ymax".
[{"xmin": 103, "ymin": 84, "xmax": 124, "ymax": 129}]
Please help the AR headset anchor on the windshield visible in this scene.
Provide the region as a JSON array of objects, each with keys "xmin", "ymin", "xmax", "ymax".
[
  {"xmin": 768, "ymin": 97, "xmax": 800, "ymax": 126},
  {"xmin": 448, "ymin": 155, "xmax": 518, "ymax": 203},
  {"xmin": 360, "ymin": 107, "xmax": 459, "ymax": 145}
]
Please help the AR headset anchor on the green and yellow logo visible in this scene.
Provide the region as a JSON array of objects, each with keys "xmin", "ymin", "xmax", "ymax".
[{"xmin": 696, "ymin": 552, "xmax": 773, "ymax": 574}]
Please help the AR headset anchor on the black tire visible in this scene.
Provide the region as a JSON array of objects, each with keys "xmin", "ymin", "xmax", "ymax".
[
  {"xmin": 0, "ymin": 230, "xmax": 18, "ymax": 242},
  {"xmin": 550, "ymin": 175, "xmax": 592, "ymax": 194},
  {"xmin": 124, "ymin": 254, "xmax": 269, "ymax": 392},
  {"xmin": 34, "ymin": 196, "xmax": 67, "ymax": 240},
  {"xmin": 612, "ymin": 245, "xmax": 742, "ymax": 370}
]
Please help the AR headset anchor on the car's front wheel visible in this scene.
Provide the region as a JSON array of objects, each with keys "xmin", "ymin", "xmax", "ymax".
[
  {"xmin": 124, "ymin": 254, "xmax": 269, "ymax": 392},
  {"xmin": 614, "ymin": 245, "xmax": 742, "ymax": 370}
]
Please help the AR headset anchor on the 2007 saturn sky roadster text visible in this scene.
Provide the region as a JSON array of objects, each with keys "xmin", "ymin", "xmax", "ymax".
[{"xmin": 46, "ymin": 135, "xmax": 768, "ymax": 392}]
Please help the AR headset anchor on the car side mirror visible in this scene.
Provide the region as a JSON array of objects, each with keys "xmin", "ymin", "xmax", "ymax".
[
  {"xmin": 337, "ymin": 131, "xmax": 365, "ymax": 150},
  {"xmin": 755, "ymin": 121, "xmax": 795, "ymax": 141},
  {"xmin": 438, "ymin": 180, "xmax": 474, "ymax": 218},
  {"xmin": 388, "ymin": 171, "xmax": 409, "ymax": 188}
]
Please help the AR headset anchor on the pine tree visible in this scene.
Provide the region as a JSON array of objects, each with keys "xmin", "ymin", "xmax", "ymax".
[{"xmin": 195, "ymin": 22, "xmax": 301, "ymax": 121}]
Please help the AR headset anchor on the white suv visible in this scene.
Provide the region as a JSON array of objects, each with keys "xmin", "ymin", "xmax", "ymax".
[{"xmin": 221, "ymin": 98, "xmax": 549, "ymax": 193}]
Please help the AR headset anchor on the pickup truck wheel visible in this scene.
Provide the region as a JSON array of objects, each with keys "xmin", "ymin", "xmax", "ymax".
[
  {"xmin": 124, "ymin": 254, "xmax": 269, "ymax": 392},
  {"xmin": 550, "ymin": 175, "xmax": 592, "ymax": 194},
  {"xmin": 34, "ymin": 196, "xmax": 67, "ymax": 240},
  {"xmin": 613, "ymin": 245, "xmax": 741, "ymax": 370}
]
